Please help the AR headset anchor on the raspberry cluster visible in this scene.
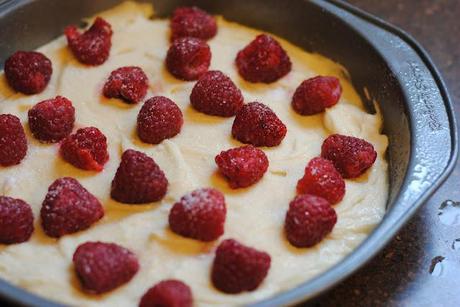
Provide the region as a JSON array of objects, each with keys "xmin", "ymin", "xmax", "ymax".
[
  {"xmin": 65, "ymin": 17, "xmax": 113, "ymax": 66},
  {"xmin": 103, "ymin": 66, "xmax": 149, "ymax": 104},
  {"xmin": 0, "ymin": 6, "xmax": 380, "ymax": 305},
  {"xmin": 4, "ymin": 51, "xmax": 52, "ymax": 95},
  {"xmin": 28, "ymin": 96, "xmax": 75, "ymax": 143}
]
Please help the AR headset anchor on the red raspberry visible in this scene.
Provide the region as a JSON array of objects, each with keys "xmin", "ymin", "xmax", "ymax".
[
  {"xmin": 297, "ymin": 157, "xmax": 345, "ymax": 205},
  {"xmin": 28, "ymin": 96, "xmax": 75, "ymax": 143},
  {"xmin": 4, "ymin": 51, "xmax": 52, "ymax": 95},
  {"xmin": 166, "ymin": 37, "xmax": 211, "ymax": 81},
  {"xmin": 0, "ymin": 196, "xmax": 34, "ymax": 244},
  {"xmin": 232, "ymin": 102, "xmax": 287, "ymax": 147},
  {"xmin": 190, "ymin": 70, "xmax": 244, "ymax": 117},
  {"xmin": 0, "ymin": 114, "xmax": 27, "ymax": 166},
  {"xmin": 65, "ymin": 17, "xmax": 112, "ymax": 66},
  {"xmin": 292, "ymin": 76, "xmax": 342, "ymax": 115},
  {"xmin": 285, "ymin": 194, "xmax": 337, "ymax": 248},
  {"xmin": 137, "ymin": 96, "xmax": 183, "ymax": 144},
  {"xmin": 111, "ymin": 149, "xmax": 168, "ymax": 204},
  {"xmin": 170, "ymin": 6, "xmax": 217, "ymax": 41},
  {"xmin": 169, "ymin": 188, "xmax": 226, "ymax": 242},
  {"xmin": 215, "ymin": 145, "xmax": 268, "ymax": 188},
  {"xmin": 139, "ymin": 280, "xmax": 193, "ymax": 307},
  {"xmin": 103, "ymin": 66, "xmax": 149, "ymax": 104},
  {"xmin": 321, "ymin": 134, "xmax": 377, "ymax": 178},
  {"xmin": 40, "ymin": 177, "xmax": 104, "ymax": 238},
  {"xmin": 235, "ymin": 34, "xmax": 291, "ymax": 83},
  {"xmin": 60, "ymin": 127, "xmax": 109, "ymax": 172},
  {"xmin": 73, "ymin": 241, "xmax": 139, "ymax": 294},
  {"xmin": 211, "ymin": 239, "xmax": 271, "ymax": 294}
]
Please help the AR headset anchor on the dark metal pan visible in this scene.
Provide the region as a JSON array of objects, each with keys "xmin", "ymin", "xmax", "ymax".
[{"xmin": 0, "ymin": 0, "xmax": 457, "ymax": 306}]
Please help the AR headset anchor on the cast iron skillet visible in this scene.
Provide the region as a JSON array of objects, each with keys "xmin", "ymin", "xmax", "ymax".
[{"xmin": 0, "ymin": 0, "xmax": 457, "ymax": 306}]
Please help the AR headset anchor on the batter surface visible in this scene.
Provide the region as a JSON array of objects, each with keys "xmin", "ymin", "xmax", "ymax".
[{"xmin": 0, "ymin": 2, "xmax": 388, "ymax": 306}]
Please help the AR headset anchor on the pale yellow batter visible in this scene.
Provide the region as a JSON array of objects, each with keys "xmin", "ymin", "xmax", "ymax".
[{"xmin": 0, "ymin": 2, "xmax": 388, "ymax": 306}]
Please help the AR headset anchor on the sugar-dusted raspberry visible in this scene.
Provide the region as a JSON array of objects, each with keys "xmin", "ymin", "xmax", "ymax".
[
  {"xmin": 111, "ymin": 149, "xmax": 168, "ymax": 204},
  {"xmin": 169, "ymin": 188, "xmax": 226, "ymax": 242},
  {"xmin": 139, "ymin": 280, "xmax": 193, "ymax": 307},
  {"xmin": 232, "ymin": 102, "xmax": 287, "ymax": 147},
  {"xmin": 60, "ymin": 127, "xmax": 109, "ymax": 172},
  {"xmin": 321, "ymin": 134, "xmax": 377, "ymax": 178},
  {"xmin": 166, "ymin": 37, "xmax": 211, "ymax": 81},
  {"xmin": 65, "ymin": 17, "xmax": 112, "ymax": 66},
  {"xmin": 28, "ymin": 96, "xmax": 75, "ymax": 143},
  {"xmin": 103, "ymin": 66, "xmax": 149, "ymax": 104},
  {"xmin": 215, "ymin": 145, "xmax": 268, "ymax": 189},
  {"xmin": 211, "ymin": 239, "xmax": 271, "ymax": 294},
  {"xmin": 4, "ymin": 51, "xmax": 52, "ymax": 95},
  {"xmin": 73, "ymin": 241, "xmax": 139, "ymax": 294},
  {"xmin": 137, "ymin": 96, "xmax": 183, "ymax": 144},
  {"xmin": 0, "ymin": 114, "xmax": 27, "ymax": 166},
  {"xmin": 40, "ymin": 177, "xmax": 104, "ymax": 238},
  {"xmin": 292, "ymin": 76, "xmax": 342, "ymax": 115},
  {"xmin": 0, "ymin": 196, "xmax": 34, "ymax": 244},
  {"xmin": 297, "ymin": 157, "xmax": 345, "ymax": 205},
  {"xmin": 285, "ymin": 194, "xmax": 337, "ymax": 248},
  {"xmin": 170, "ymin": 6, "xmax": 217, "ymax": 41},
  {"xmin": 190, "ymin": 70, "xmax": 244, "ymax": 117},
  {"xmin": 235, "ymin": 34, "xmax": 291, "ymax": 83}
]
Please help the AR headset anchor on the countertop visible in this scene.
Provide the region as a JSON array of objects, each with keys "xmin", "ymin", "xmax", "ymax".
[{"xmin": 313, "ymin": 1, "xmax": 460, "ymax": 306}]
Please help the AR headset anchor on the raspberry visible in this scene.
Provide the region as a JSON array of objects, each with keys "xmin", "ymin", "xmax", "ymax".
[
  {"xmin": 170, "ymin": 6, "xmax": 217, "ymax": 41},
  {"xmin": 73, "ymin": 241, "xmax": 139, "ymax": 294},
  {"xmin": 60, "ymin": 127, "xmax": 109, "ymax": 172},
  {"xmin": 139, "ymin": 280, "xmax": 193, "ymax": 307},
  {"xmin": 215, "ymin": 145, "xmax": 268, "ymax": 188},
  {"xmin": 166, "ymin": 37, "xmax": 211, "ymax": 81},
  {"xmin": 284, "ymin": 194, "xmax": 337, "ymax": 248},
  {"xmin": 4, "ymin": 51, "xmax": 52, "ymax": 95},
  {"xmin": 103, "ymin": 66, "xmax": 149, "ymax": 104},
  {"xmin": 169, "ymin": 188, "xmax": 226, "ymax": 242},
  {"xmin": 40, "ymin": 177, "xmax": 104, "ymax": 238},
  {"xmin": 111, "ymin": 149, "xmax": 168, "ymax": 204},
  {"xmin": 321, "ymin": 134, "xmax": 377, "ymax": 178},
  {"xmin": 296, "ymin": 157, "xmax": 345, "ymax": 205},
  {"xmin": 211, "ymin": 239, "xmax": 271, "ymax": 294},
  {"xmin": 292, "ymin": 76, "xmax": 342, "ymax": 115},
  {"xmin": 190, "ymin": 70, "xmax": 244, "ymax": 117},
  {"xmin": 0, "ymin": 196, "xmax": 34, "ymax": 244},
  {"xmin": 28, "ymin": 96, "xmax": 75, "ymax": 143},
  {"xmin": 232, "ymin": 102, "xmax": 287, "ymax": 147},
  {"xmin": 137, "ymin": 96, "xmax": 183, "ymax": 144},
  {"xmin": 0, "ymin": 114, "xmax": 27, "ymax": 166},
  {"xmin": 65, "ymin": 17, "xmax": 112, "ymax": 66},
  {"xmin": 235, "ymin": 34, "xmax": 291, "ymax": 83}
]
